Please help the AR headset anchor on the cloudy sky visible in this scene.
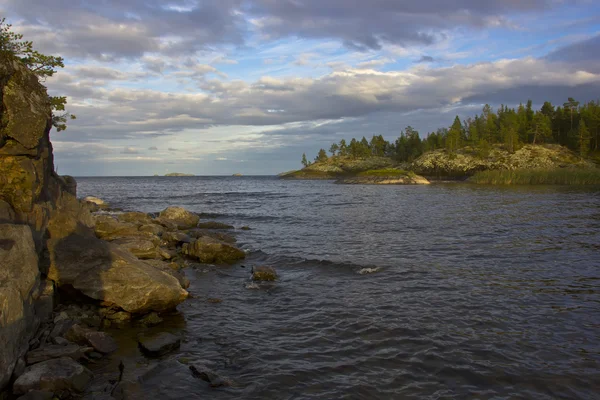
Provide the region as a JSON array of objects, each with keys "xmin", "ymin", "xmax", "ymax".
[{"xmin": 2, "ymin": 0, "xmax": 599, "ymax": 175}]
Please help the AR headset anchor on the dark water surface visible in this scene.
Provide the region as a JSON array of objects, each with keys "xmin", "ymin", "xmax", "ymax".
[{"xmin": 77, "ymin": 177, "xmax": 600, "ymax": 399}]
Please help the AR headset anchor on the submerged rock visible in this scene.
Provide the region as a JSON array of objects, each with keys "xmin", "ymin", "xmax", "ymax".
[
  {"xmin": 26, "ymin": 344, "xmax": 93, "ymax": 365},
  {"xmin": 189, "ymin": 363, "xmax": 233, "ymax": 387},
  {"xmin": 64, "ymin": 324, "xmax": 118, "ymax": 354},
  {"xmin": 15, "ymin": 390, "xmax": 54, "ymax": 400},
  {"xmin": 157, "ymin": 207, "xmax": 199, "ymax": 230},
  {"xmin": 13, "ymin": 357, "xmax": 93, "ymax": 395},
  {"xmin": 183, "ymin": 237, "xmax": 245, "ymax": 264},
  {"xmin": 83, "ymin": 196, "xmax": 108, "ymax": 209},
  {"xmin": 196, "ymin": 221, "xmax": 234, "ymax": 230},
  {"xmin": 138, "ymin": 332, "xmax": 181, "ymax": 357},
  {"xmin": 252, "ymin": 266, "xmax": 278, "ymax": 281}
]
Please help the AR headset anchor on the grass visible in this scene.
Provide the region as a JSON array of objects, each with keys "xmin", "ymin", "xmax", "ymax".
[
  {"xmin": 356, "ymin": 168, "xmax": 409, "ymax": 177},
  {"xmin": 469, "ymin": 168, "xmax": 600, "ymax": 185}
]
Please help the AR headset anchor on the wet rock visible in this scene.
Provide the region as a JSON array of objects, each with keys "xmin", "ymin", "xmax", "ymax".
[
  {"xmin": 252, "ymin": 266, "xmax": 278, "ymax": 281},
  {"xmin": 25, "ymin": 344, "xmax": 92, "ymax": 365},
  {"xmin": 16, "ymin": 390, "xmax": 54, "ymax": 400},
  {"xmin": 93, "ymin": 216, "xmax": 141, "ymax": 241},
  {"xmin": 196, "ymin": 221, "xmax": 234, "ymax": 230},
  {"xmin": 157, "ymin": 207, "xmax": 199, "ymax": 230},
  {"xmin": 47, "ymin": 234, "xmax": 188, "ymax": 314},
  {"xmin": 183, "ymin": 237, "xmax": 245, "ymax": 264},
  {"xmin": 138, "ymin": 332, "xmax": 181, "ymax": 357},
  {"xmin": 240, "ymin": 226, "xmax": 251, "ymax": 231},
  {"xmin": 189, "ymin": 363, "xmax": 232, "ymax": 387},
  {"xmin": 13, "ymin": 357, "xmax": 93, "ymax": 395},
  {"xmin": 143, "ymin": 260, "xmax": 190, "ymax": 289},
  {"xmin": 189, "ymin": 230, "xmax": 237, "ymax": 244},
  {"xmin": 137, "ymin": 312, "xmax": 163, "ymax": 327},
  {"xmin": 99, "ymin": 308, "xmax": 132, "ymax": 324},
  {"xmin": 64, "ymin": 325, "xmax": 118, "ymax": 354},
  {"xmin": 50, "ymin": 319, "xmax": 75, "ymax": 339}
]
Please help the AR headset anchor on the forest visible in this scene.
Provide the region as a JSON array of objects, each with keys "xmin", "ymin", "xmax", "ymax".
[{"xmin": 303, "ymin": 98, "xmax": 600, "ymax": 166}]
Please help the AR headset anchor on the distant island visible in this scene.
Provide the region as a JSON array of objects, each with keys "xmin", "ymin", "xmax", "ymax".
[
  {"xmin": 165, "ymin": 172, "xmax": 195, "ymax": 177},
  {"xmin": 232, "ymin": 173, "xmax": 243, "ymax": 177},
  {"xmin": 281, "ymin": 99, "xmax": 600, "ymax": 185}
]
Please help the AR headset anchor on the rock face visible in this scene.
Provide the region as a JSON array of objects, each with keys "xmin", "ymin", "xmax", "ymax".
[
  {"xmin": 336, "ymin": 173, "xmax": 430, "ymax": 185},
  {"xmin": 0, "ymin": 225, "xmax": 40, "ymax": 389},
  {"xmin": 183, "ymin": 237, "xmax": 246, "ymax": 264},
  {"xmin": 13, "ymin": 357, "xmax": 93, "ymax": 395},
  {"xmin": 158, "ymin": 206, "xmax": 200, "ymax": 229}
]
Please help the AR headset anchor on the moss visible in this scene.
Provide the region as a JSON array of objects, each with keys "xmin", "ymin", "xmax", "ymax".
[{"xmin": 356, "ymin": 168, "xmax": 408, "ymax": 177}]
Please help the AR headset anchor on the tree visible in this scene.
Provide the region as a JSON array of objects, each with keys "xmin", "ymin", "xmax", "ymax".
[
  {"xmin": 563, "ymin": 97, "xmax": 580, "ymax": 131},
  {"xmin": 530, "ymin": 112, "xmax": 552, "ymax": 144},
  {"xmin": 338, "ymin": 139, "xmax": 348, "ymax": 156},
  {"xmin": 578, "ymin": 120, "xmax": 591, "ymax": 157},
  {"xmin": 301, "ymin": 153, "xmax": 309, "ymax": 167},
  {"xmin": 0, "ymin": 18, "xmax": 75, "ymax": 131},
  {"xmin": 315, "ymin": 148, "xmax": 328, "ymax": 163},
  {"xmin": 446, "ymin": 116, "xmax": 462, "ymax": 152},
  {"xmin": 329, "ymin": 143, "xmax": 339, "ymax": 156}
]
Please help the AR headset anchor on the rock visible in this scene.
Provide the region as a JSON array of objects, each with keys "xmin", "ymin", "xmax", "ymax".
[
  {"xmin": 13, "ymin": 358, "xmax": 93, "ymax": 395},
  {"xmin": 0, "ymin": 199, "xmax": 16, "ymax": 222},
  {"xmin": 161, "ymin": 231, "xmax": 192, "ymax": 247},
  {"xmin": 335, "ymin": 172, "xmax": 430, "ymax": 185},
  {"xmin": 189, "ymin": 363, "xmax": 232, "ymax": 387},
  {"xmin": 143, "ymin": 260, "xmax": 191, "ymax": 289},
  {"xmin": 34, "ymin": 280, "xmax": 55, "ymax": 323},
  {"xmin": 240, "ymin": 226, "xmax": 251, "ymax": 231},
  {"xmin": 53, "ymin": 337, "xmax": 71, "ymax": 346},
  {"xmin": 50, "ymin": 319, "xmax": 75, "ymax": 339},
  {"xmin": 99, "ymin": 308, "xmax": 132, "ymax": 324},
  {"xmin": 83, "ymin": 196, "xmax": 108, "ymax": 208},
  {"xmin": 252, "ymin": 266, "xmax": 278, "ymax": 281},
  {"xmin": 13, "ymin": 357, "xmax": 27, "ymax": 379},
  {"xmin": 182, "ymin": 237, "xmax": 245, "ymax": 264},
  {"xmin": 138, "ymin": 224, "xmax": 163, "ymax": 235},
  {"xmin": 47, "ymin": 234, "xmax": 188, "ymax": 314},
  {"xmin": 25, "ymin": 344, "xmax": 92, "ymax": 365},
  {"xmin": 157, "ymin": 207, "xmax": 199, "ymax": 230},
  {"xmin": 0, "ymin": 224, "xmax": 40, "ymax": 389},
  {"xmin": 64, "ymin": 325, "xmax": 118, "ymax": 354},
  {"xmin": 137, "ymin": 312, "xmax": 163, "ymax": 327},
  {"xmin": 196, "ymin": 221, "xmax": 234, "ymax": 230},
  {"xmin": 138, "ymin": 333, "xmax": 181, "ymax": 357},
  {"xmin": 113, "ymin": 237, "xmax": 158, "ymax": 259},
  {"xmin": 158, "ymin": 247, "xmax": 177, "ymax": 260},
  {"xmin": 116, "ymin": 212, "xmax": 152, "ymax": 226},
  {"xmin": 188, "ymin": 230, "xmax": 237, "ymax": 244},
  {"xmin": 16, "ymin": 390, "xmax": 54, "ymax": 400},
  {"xmin": 94, "ymin": 215, "xmax": 140, "ymax": 241}
]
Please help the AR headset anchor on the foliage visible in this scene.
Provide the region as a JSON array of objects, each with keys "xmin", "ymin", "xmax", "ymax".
[
  {"xmin": 0, "ymin": 18, "xmax": 75, "ymax": 131},
  {"xmin": 356, "ymin": 168, "xmax": 408, "ymax": 177},
  {"xmin": 469, "ymin": 168, "xmax": 600, "ymax": 185}
]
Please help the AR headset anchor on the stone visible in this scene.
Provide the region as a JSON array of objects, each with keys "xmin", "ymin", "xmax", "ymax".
[
  {"xmin": 25, "ymin": 344, "xmax": 92, "ymax": 365},
  {"xmin": 83, "ymin": 196, "xmax": 108, "ymax": 208},
  {"xmin": 188, "ymin": 230, "xmax": 237, "ymax": 244},
  {"xmin": 143, "ymin": 260, "xmax": 190, "ymax": 289},
  {"xmin": 16, "ymin": 390, "xmax": 54, "ymax": 400},
  {"xmin": 196, "ymin": 221, "xmax": 234, "ymax": 230},
  {"xmin": 113, "ymin": 238, "xmax": 158, "ymax": 259},
  {"xmin": 161, "ymin": 231, "xmax": 192, "ymax": 247},
  {"xmin": 34, "ymin": 280, "xmax": 55, "ymax": 323},
  {"xmin": 189, "ymin": 363, "xmax": 232, "ymax": 387},
  {"xmin": 13, "ymin": 358, "xmax": 93, "ymax": 395},
  {"xmin": 50, "ymin": 319, "xmax": 75, "ymax": 339},
  {"xmin": 138, "ymin": 224, "xmax": 163, "ymax": 235},
  {"xmin": 0, "ymin": 224, "xmax": 40, "ymax": 389},
  {"xmin": 53, "ymin": 337, "xmax": 71, "ymax": 346},
  {"xmin": 137, "ymin": 312, "xmax": 163, "ymax": 327},
  {"xmin": 47, "ymin": 234, "xmax": 188, "ymax": 314},
  {"xmin": 240, "ymin": 226, "xmax": 251, "ymax": 231},
  {"xmin": 0, "ymin": 199, "xmax": 16, "ymax": 222},
  {"xmin": 157, "ymin": 207, "xmax": 199, "ymax": 230},
  {"xmin": 158, "ymin": 247, "xmax": 177, "ymax": 260},
  {"xmin": 116, "ymin": 212, "xmax": 152, "ymax": 226},
  {"xmin": 252, "ymin": 266, "xmax": 278, "ymax": 281},
  {"xmin": 94, "ymin": 215, "xmax": 140, "ymax": 241},
  {"xmin": 13, "ymin": 357, "xmax": 27, "ymax": 379},
  {"xmin": 182, "ymin": 237, "xmax": 245, "ymax": 264},
  {"xmin": 138, "ymin": 333, "xmax": 181, "ymax": 357},
  {"xmin": 64, "ymin": 325, "xmax": 118, "ymax": 354}
]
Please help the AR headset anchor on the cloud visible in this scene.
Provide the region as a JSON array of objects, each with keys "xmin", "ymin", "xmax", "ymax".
[
  {"xmin": 121, "ymin": 146, "xmax": 140, "ymax": 154},
  {"xmin": 416, "ymin": 55, "xmax": 435, "ymax": 63},
  {"xmin": 148, "ymin": 146, "xmax": 158, "ymax": 150},
  {"xmin": 168, "ymin": 147, "xmax": 179, "ymax": 151}
]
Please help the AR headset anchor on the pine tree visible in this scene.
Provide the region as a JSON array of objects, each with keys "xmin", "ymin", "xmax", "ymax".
[
  {"xmin": 578, "ymin": 120, "xmax": 591, "ymax": 157},
  {"xmin": 446, "ymin": 116, "xmax": 462, "ymax": 153},
  {"xmin": 329, "ymin": 143, "xmax": 339, "ymax": 156},
  {"xmin": 301, "ymin": 153, "xmax": 309, "ymax": 167},
  {"xmin": 315, "ymin": 149, "xmax": 328, "ymax": 163},
  {"xmin": 339, "ymin": 139, "xmax": 348, "ymax": 156}
]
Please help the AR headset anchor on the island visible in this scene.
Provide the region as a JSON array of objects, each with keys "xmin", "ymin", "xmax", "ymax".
[
  {"xmin": 281, "ymin": 103, "xmax": 600, "ymax": 185},
  {"xmin": 165, "ymin": 172, "xmax": 195, "ymax": 177},
  {"xmin": 232, "ymin": 173, "xmax": 243, "ymax": 177}
]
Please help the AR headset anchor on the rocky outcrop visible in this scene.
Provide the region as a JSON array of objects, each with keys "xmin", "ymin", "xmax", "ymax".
[
  {"xmin": 336, "ymin": 173, "xmax": 430, "ymax": 185},
  {"xmin": 12, "ymin": 358, "xmax": 93, "ymax": 395},
  {"xmin": 252, "ymin": 266, "xmax": 278, "ymax": 281}
]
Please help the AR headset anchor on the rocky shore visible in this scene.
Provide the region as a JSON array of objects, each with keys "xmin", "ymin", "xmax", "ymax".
[{"xmin": 1, "ymin": 56, "xmax": 260, "ymax": 399}]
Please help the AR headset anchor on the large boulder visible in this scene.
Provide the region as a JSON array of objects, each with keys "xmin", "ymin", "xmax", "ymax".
[
  {"xmin": 157, "ymin": 207, "xmax": 199, "ymax": 230},
  {"xmin": 182, "ymin": 237, "xmax": 245, "ymax": 264},
  {"xmin": 13, "ymin": 357, "xmax": 93, "ymax": 395},
  {"xmin": 94, "ymin": 215, "xmax": 140, "ymax": 241},
  {"xmin": 47, "ymin": 234, "xmax": 188, "ymax": 314},
  {"xmin": 117, "ymin": 211, "xmax": 153, "ymax": 226},
  {"xmin": 0, "ymin": 224, "xmax": 40, "ymax": 389},
  {"xmin": 113, "ymin": 237, "xmax": 159, "ymax": 260}
]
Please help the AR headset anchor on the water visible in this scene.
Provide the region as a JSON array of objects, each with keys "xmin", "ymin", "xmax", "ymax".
[{"xmin": 77, "ymin": 177, "xmax": 600, "ymax": 399}]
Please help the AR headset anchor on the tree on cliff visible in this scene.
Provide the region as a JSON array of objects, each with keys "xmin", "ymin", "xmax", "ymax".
[
  {"xmin": 0, "ymin": 18, "xmax": 75, "ymax": 131},
  {"xmin": 301, "ymin": 153, "xmax": 309, "ymax": 167},
  {"xmin": 315, "ymin": 148, "xmax": 328, "ymax": 163}
]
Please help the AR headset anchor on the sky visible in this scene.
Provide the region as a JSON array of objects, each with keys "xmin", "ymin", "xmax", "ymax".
[{"xmin": 1, "ymin": 0, "xmax": 599, "ymax": 176}]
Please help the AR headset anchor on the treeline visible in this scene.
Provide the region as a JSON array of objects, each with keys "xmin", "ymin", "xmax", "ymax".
[{"xmin": 302, "ymin": 98, "xmax": 600, "ymax": 166}]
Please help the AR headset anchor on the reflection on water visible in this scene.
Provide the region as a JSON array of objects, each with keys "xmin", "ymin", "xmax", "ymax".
[{"xmin": 78, "ymin": 177, "xmax": 600, "ymax": 399}]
